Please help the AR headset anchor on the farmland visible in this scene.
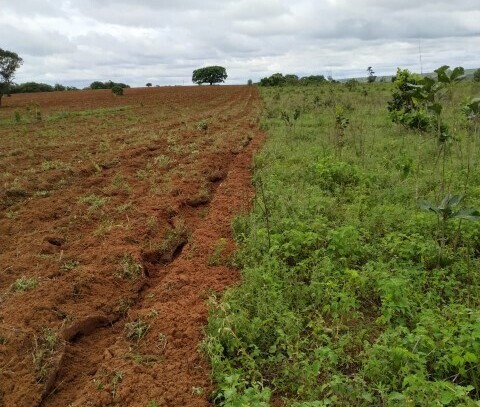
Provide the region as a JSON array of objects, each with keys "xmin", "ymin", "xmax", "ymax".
[{"xmin": 0, "ymin": 86, "xmax": 262, "ymax": 406}]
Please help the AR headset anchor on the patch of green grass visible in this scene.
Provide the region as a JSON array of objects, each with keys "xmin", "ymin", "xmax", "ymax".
[
  {"xmin": 117, "ymin": 255, "xmax": 143, "ymax": 279},
  {"xmin": 60, "ymin": 259, "xmax": 80, "ymax": 271},
  {"xmin": 79, "ymin": 194, "xmax": 109, "ymax": 212},
  {"xmin": 32, "ymin": 328, "xmax": 58, "ymax": 382},
  {"xmin": 124, "ymin": 319, "xmax": 150, "ymax": 343},
  {"xmin": 12, "ymin": 277, "xmax": 39, "ymax": 292}
]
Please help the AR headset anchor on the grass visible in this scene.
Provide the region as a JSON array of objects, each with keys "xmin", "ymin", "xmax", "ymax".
[
  {"xmin": 124, "ymin": 318, "xmax": 150, "ymax": 343},
  {"xmin": 32, "ymin": 328, "xmax": 58, "ymax": 382},
  {"xmin": 205, "ymin": 81, "xmax": 480, "ymax": 406},
  {"xmin": 117, "ymin": 255, "xmax": 143, "ymax": 279},
  {"xmin": 12, "ymin": 276, "xmax": 39, "ymax": 292}
]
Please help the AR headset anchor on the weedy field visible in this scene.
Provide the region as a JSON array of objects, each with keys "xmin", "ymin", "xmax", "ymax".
[
  {"xmin": 0, "ymin": 86, "xmax": 263, "ymax": 406},
  {"xmin": 205, "ymin": 77, "xmax": 480, "ymax": 406}
]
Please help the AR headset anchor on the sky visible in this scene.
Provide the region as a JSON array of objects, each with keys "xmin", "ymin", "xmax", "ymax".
[{"xmin": 1, "ymin": 0, "xmax": 480, "ymax": 87}]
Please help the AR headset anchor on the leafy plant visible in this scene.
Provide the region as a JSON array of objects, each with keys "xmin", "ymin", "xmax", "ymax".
[{"xmin": 419, "ymin": 194, "xmax": 480, "ymax": 261}]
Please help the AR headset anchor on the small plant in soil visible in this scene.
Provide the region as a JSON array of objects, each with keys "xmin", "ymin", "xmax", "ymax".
[
  {"xmin": 60, "ymin": 259, "xmax": 80, "ymax": 271},
  {"xmin": 117, "ymin": 255, "xmax": 143, "ymax": 279},
  {"xmin": 208, "ymin": 238, "xmax": 228, "ymax": 266},
  {"xmin": 79, "ymin": 194, "xmax": 109, "ymax": 212},
  {"xmin": 125, "ymin": 318, "xmax": 150, "ymax": 343},
  {"xmin": 12, "ymin": 276, "xmax": 38, "ymax": 292},
  {"xmin": 197, "ymin": 120, "xmax": 208, "ymax": 132},
  {"xmin": 32, "ymin": 328, "xmax": 58, "ymax": 382},
  {"xmin": 110, "ymin": 370, "xmax": 124, "ymax": 399}
]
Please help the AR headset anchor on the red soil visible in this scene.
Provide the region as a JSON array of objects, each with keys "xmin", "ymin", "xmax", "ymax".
[{"xmin": 0, "ymin": 86, "xmax": 264, "ymax": 406}]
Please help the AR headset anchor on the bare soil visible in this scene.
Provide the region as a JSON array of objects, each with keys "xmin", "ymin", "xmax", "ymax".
[{"xmin": 0, "ymin": 86, "xmax": 264, "ymax": 406}]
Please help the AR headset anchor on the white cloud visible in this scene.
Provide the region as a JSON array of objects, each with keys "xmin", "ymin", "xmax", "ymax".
[{"xmin": 0, "ymin": 0, "xmax": 479, "ymax": 87}]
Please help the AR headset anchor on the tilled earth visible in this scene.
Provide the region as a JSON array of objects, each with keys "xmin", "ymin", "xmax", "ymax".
[{"xmin": 0, "ymin": 86, "xmax": 263, "ymax": 406}]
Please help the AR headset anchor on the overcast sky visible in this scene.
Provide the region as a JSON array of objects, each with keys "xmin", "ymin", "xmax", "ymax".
[{"xmin": 1, "ymin": 0, "xmax": 479, "ymax": 87}]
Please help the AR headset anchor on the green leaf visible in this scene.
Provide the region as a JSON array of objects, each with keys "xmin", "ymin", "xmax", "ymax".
[
  {"xmin": 447, "ymin": 194, "xmax": 463, "ymax": 208},
  {"xmin": 450, "ymin": 66, "xmax": 465, "ymax": 82},
  {"xmin": 429, "ymin": 103, "xmax": 443, "ymax": 115},
  {"xmin": 439, "ymin": 194, "xmax": 453, "ymax": 210},
  {"xmin": 435, "ymin": 65, "xmax": 450, "ymax": 83},
  {"xmin": 454, "ymin": 208, "xmax": 480, "ymax": 221},
  {"xmin": 463, "ymin": 352, "xmax": 478, "ymax": 363},
  {"xmin": 418, "ymin": 199, "xmax": 439, "ymax": 214}
]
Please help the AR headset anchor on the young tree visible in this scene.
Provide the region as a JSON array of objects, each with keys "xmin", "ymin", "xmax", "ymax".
[
  {"xmin": 0, "ymin": 48, "xmax": 23, "ymax": 107},
  {"xmin": 192, "ymin": 66, "xmax": 227, "ymax": 85},
  {"xmin": 367, "ymin": 66, "xmax": 376, "ymax": 83}
]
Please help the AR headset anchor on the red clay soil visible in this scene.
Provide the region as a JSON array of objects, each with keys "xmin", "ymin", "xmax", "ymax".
[{"xmin": 0, "ymin": 86, "xmax": 264, "ymax": 406}]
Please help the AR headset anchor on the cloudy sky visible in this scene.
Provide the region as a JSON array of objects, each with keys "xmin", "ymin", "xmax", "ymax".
[{"xmin": 1, "ymin": 0, "xmax": 479, "ymax": 87}]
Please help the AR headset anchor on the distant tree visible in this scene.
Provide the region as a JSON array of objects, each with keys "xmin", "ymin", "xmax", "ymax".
[
  {"xmin": 146, "ymin": 83, "xmax": 152, "ymax": 87},
  {"xmin": 345, "ymin": 79, "xmax": 359, "ymax": 91},
  {"xmin": 90, "ymin": 81, "xmax": 106, "ymax": 90},
  {"xmin": 192, "ymin": 66, "xmax": 227, "ymax": 85},
  {"xmin": 0, "ymin": 48, "xmax": 23, "ymax": 107},
  {"xmin": 367, "ymin": 66, "xmax": 376, "ymax": 83},
  {"xmin": 474, "ymin": 68, "xmax": 480, "ymax": 82},
  {"xmin": 284, "ymin": 74, "xmax": 299, "ymax": 85},
  {"xmin": 54, "ymin": 83, "xmax": 66, "ymax": 91},
  {"xmin": 10, "ymin": 82, "xmax": 53, "ymax": 93},
  {"xmin": 89, "ymin": 80, "xmax": 130, "ymax": 90},
  {"xmin": 299, "ymin": 75, "xmax": 326, "ymax": 85},
  {"xmin": 111, "ymin": 85, "xmax": 123, "ymax": 96},
  {"xmin": 247, "ymin": 79, "xmax": 253, "ymax": 86}
]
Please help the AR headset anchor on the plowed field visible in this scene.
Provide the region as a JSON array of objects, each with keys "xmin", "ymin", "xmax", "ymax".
[{"xmin": 0, "ymin": 86, "xmax": 263, "ymax": 406}]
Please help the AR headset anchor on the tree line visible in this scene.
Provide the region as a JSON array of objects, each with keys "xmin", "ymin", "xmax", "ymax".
[{"xmin": 258, "ymin": 73, "xmax": 330, "ymax": 87}]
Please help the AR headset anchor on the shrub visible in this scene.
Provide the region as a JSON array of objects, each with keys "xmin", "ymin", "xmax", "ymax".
[
  {"xmin": 112, "ymin": 85, "xmax": 123, "ymax": 96},
  {"xmin": 474, "ymin": 68, "xmax": 480, "ymax": 83}
]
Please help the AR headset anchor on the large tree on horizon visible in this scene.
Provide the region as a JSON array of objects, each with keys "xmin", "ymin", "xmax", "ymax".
[
  {"xmin": 0, "ymin": 48, "xmax": 23, "ymax": 107},
  {"xmin": 192, "ymin": 66, "xmax": 227, "ymax": 85}
]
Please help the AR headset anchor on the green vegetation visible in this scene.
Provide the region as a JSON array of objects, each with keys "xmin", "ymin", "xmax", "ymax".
[
  {"xmin": 112, "ymin": 85, "xmax": 124, "ymax": 96},
  {"xmin": 12, "ymin": 276, "xmax": 38, "ymax": 292},
  {"xmin": 9, "ymin": 82, "xmax": 78, "ymax": 94},
  {"xmin": 259, "ymin": 73, "xmax": 327, "ymax": 87},
  {"xmin": 125, "ymin": 318, "xmax": 150, "ymax": 343},
  {"xmin": 0, "ymin": 48, "xmax": 23, "ymax": 106},
  {"xmin": 89, "ymin": 80, "xmax": 130, "ymax": 90},
  {"xmin": 32, "ymin": 328, "xmax": 58, "ymax": 382},
  {"xmin": 474, "ymin": 69, "xmax": 480, "ymax": 83},
  {"xmin": 117, "ymin": 254, "xmax": 143, "ymax": 279},
  {"xmin": 192, "ymin": 66, "xmax": 228, "ymax": 85},
  {"xmin": 205, "ymin": 72, "xmax": 480, "ymax": 405}
]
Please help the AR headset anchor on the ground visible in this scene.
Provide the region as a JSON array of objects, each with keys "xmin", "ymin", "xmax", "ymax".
[{"xmin": 0, "ymin": 86, "xmax": 263, "ymax": 406}]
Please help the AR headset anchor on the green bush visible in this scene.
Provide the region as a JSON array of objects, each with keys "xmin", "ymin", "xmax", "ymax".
[{"xmin": 111, "ymin": 85, "xmax": 123, "ymax": 96}]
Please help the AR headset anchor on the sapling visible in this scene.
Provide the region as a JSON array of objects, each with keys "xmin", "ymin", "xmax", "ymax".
[{"xmin": 418, "ymin": 194, "xmax": 480, "ymax": 264}]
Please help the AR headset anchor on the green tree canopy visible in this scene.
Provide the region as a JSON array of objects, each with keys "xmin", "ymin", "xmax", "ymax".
[
  {"xmin": 192, "ymin": 66, "xmax": 227, "ymax": 85},
  {"xmin": 0, "ymin": 48, "xmax": 23, "ymax": 106}
]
